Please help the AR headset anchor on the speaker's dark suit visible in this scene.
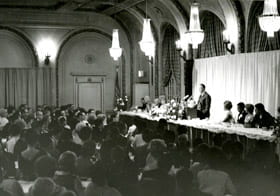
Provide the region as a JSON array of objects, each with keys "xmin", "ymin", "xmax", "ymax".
[{"xmin": 197, "ymin": 92, "xmax": 211, "ymax": 119}]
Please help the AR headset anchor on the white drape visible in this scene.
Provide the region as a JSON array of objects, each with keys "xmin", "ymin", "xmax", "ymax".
[{"xmin": 193, "ymin": 50, "xmax": 280, "ymax": 121}]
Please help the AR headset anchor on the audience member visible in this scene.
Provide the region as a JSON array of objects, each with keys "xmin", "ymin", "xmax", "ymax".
[
  {"xmin": 53, "ymin": 151, "xmax": 84, "ymax": 196},
  {"xmin": 85, "ymin": 164, "xmax": 121, "ymax": 196}
]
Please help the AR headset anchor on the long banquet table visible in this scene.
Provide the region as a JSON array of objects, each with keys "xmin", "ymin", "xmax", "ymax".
[{"xmin": 120, "ymin": 111, "xmax": 277, "ymax": 150}]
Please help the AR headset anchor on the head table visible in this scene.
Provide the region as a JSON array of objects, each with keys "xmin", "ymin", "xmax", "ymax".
[{"xmin": 119, "ymin": 111, "xmax": 276, "ymax": 143}]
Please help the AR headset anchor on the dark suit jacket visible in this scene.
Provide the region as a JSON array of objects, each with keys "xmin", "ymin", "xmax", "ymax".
[
  {"xmin": 252, "ymin": 111, "xmax": 275, "ymax": 128},
  {"xmin": 237, "ymin": 110, "xmax": 247, "ymax": 124},
  {"xmin": 197, "ymin": 92, "xmax": 211, "ymax": 118}
]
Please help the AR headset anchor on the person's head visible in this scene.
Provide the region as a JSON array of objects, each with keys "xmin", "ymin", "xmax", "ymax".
[
  {"xmin": 207, "ymin": 147, "xmax": 226, "ymax": 170},
  {"xmin": 237, "ymin": 102, "xmax": 245, "ymax": 113},
  {"xmin": 177, "ymin": 134, "xmax": 189, "ymax": 149},
  {"xmin": 148, "ymin": 139, "xmax": 167, "ymax": 159},
  {"xmin": 34, "ymin": 155, "xmax": 57, "ymax": 177},
  {"xmin": 80, "ymin": 141, "xmax": 96, "ymax": 157},
  {"xmin": 90, "ymin": 164, "xmax": 107, "ymax": 186},
  {"xmin": 278, "ymin": 106, "xmax": 280, "ymax": 115},
  {"xmin": 194, "ymin": 143, "xmax": 210, "ymax": 163},
  {"xmin": 213, "ymin": 134, "xmax": 223, "ymax": 147},
  {"xmin": 78, "ymin": 127, "xmax": 92, "ymax": 142},
  {"xmin": 38, "ymin": 134, "xmax": 52, "ymax": 149},
  {"xmin": 163, "ymin": 130, "xmax": 176, "ymax": 144},
  {"xmin": 77, "ymin": 111, "xmax": 87, "ymax": 122},
  {"xmin": 177, "ymin": 125, "xmax": 187, "ymax": 135},
  {"xmin": 25, "ymin": 131, "xmax": 38, "ymax": 147},
  {"xmin": 245, "ymin": 104, "xmax": 254, "ymax": 114},
  {"xmin": 59, "ymin": 129, "xmax": 73, "ymax": 142},
  {"xmin": 255, "ymin": 103, "xmax": 265, "ymax": 115},
  {"xmin": 199, "ymin": 83, "xmax": 206, "ymax": 94},
  {"xmin": 0, "ymin": 108, "xmax": 8, "ymax": 118},
  {"xmin": 158, "ymin": 118, "xmax": 168, "ymax": 132},
  {"xmin": 30, "ymin": 177, "xmax": 56, "ymax": 196},
  {"xmin": 8, "ymin": 124, "xmax": 22, "ymax": 137},
  {"xmin": 36, "ymin": 111, "xmax": 44, "ymax": 121},
  {"xmin": 58, "ymin": 151, "xmax": 77, "ymax": 173},
  {"xmin": 111, "ymin": 146, "xmax": 126, "ymax": 163},
  {"xmin": 224, "ymin": 100, "xmax": 233, "ymax": 111}
]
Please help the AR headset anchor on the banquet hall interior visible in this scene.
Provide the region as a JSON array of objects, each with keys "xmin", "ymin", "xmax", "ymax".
[{"xmin": 0, "ymin": 0, "xmax": 280, "ymax": 196}]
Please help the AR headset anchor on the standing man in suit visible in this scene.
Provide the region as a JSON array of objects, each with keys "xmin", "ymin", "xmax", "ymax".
[{"xmin": 197, "ymin": 84, "xmax": 211, "ymax": 119}]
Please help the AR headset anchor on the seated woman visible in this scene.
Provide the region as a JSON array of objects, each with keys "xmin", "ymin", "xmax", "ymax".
[
  {"xmin": 53, "ymin": 151, "xmax": 84, "ymax": 196},
  {"xmin": 18, "ymin": 131, "xmax": 44, "ymax": 181},
  {"xmin": 222, "ymin": 101, "xmax": 235, "ymax": 123},
  {"xmin": 244, "ymin": 104, "xmax": 254, "ymax": 128},
  {"xmin": 252, "ymin": 103, "xmax": 275, "ymax": 128}
]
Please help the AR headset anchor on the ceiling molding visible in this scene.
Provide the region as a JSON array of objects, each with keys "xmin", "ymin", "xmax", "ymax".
[{"xmin": 101, "ymin": 0, "xmax": 144, "ymax": 15}]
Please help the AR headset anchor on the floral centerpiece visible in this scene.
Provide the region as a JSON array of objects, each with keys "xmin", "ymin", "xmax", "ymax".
[{"xmin": 116, "ymin": 95, "xmax": 129, "ymax": 111}]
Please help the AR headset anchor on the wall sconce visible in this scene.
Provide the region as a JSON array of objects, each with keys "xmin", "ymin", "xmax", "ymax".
[
  {"xmin": 37, "ymin": 38, "xmax": 57, "ymax": 65},
  {"xmin": 138, "ymin": 70, "xmax": 144, "ymax": 78},
  {"xmin": 222, "ymin": 29, "xmax": 235, "ymax": 54},
  {"xmin": 175, "ymin": 39, "xmax": 188, "ymax": 62},
  {"xmin": 44, "ymin": 55, "xmax": 51, "ymax": 66}
]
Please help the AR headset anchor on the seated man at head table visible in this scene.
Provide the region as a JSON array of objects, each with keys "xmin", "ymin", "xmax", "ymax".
[
  {"xmin": 196, "ymin": 84, "xmax": 211, "ymax": 120},
  {"xmin": 137, "ymin": 96, "xmax": 151, "ymax": 112},
  {"xmin": 236, "ymin": 102, "xmax": 247, "ymax": 124},
  {"xmin": 252, "ymin": 103, "xmax": 275, "ymax": 129}
]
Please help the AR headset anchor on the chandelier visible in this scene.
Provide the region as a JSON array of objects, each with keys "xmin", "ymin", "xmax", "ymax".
[
  {"xmin": 139, "ymin": 18, "xmax": 155, "ymax": 58},
  {"xmin": 185, "ymin": 2, "xmax": 204, "ymax": 49},
  {"xmin": 258, "ymin": 0, "xmax": 280, "ymax": 37},
  {"xmin": 109, "ymin": 29, "xmax": 122, "ymax": 61}
]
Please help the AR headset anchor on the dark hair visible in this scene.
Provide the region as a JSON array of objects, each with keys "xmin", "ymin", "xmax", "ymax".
[
  {"xmin": 58, "ymin": 151, "xmax": 77, "ymax": 173},
  {"xmin": 278, "ymin": 106, "xmax": 280, "ymax": 113},
  {"xmin": 35, "ymin": 155, "xmax": 57, "ymax": 177},
  {"xmin": 224, "ymin": 100, "xmax": 233, "ymax": 110},
  {"xmin": 90, "ymin": 164, "xmax": 107, "ymax": 186},
  {"xmin": 78, "ymin": 127, "xmax": 92, "ymax": 142},
  {"xmin": 237, "ymin": 102, "xmax": 245, "ymax": 110},
  {"xmin": 200, "ymin": 83, "xmax": 206, "ymax": 89},
  {"xmin": 8, "ymin": 124, "xmax": 22, "ymax": 137},
  {"xmin": 245, "ymin": 104, "xmax": 254, "ymax": 114},
  {"xmin": 255, "ymin": 103, "xmax": 265, "ymax": 112},
  {"xmin": 163, "ymin": 130, "xmax": 176, "ymax": 144},
  {"xmin": 25, "ymin": 131, "xmax": 38, "ymax": 146},
  {"xmin": 38, "ymin": 134, "xmax": 52, "ymax": 148},
  {"xmin": 207, "ymin": 147, "xmax": 226, "ymax": 170},
  {"xmin": 80, "ymin": 141, "xmax": 95, "ymax": 157}
]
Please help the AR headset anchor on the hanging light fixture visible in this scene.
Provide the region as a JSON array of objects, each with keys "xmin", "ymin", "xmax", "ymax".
[
  {"xmin": 139, "ymin": 0, "xmax": 155, "ymax": 59},
  {"xmin": 186, "ymin": 2, "xmax": 204, "ymax": 49},
  {"xmin": 109, "ymin": 29, "xmax": 122, "ymax": 61},
  {"xmin": 109, "ymin": 0, "xmax": 122, "ymax": 61},
  {"xmin": 258, "ymin": 0, "xmax": 280, "ymax": 38}
]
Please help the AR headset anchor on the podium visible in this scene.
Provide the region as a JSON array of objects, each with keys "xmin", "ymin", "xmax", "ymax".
[{"xmin": 185, "ymin": 107, "xmax": 197, "ymax": 119}]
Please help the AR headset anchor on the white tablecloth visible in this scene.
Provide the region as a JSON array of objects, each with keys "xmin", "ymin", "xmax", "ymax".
[{"xmin": 120, "ymin": 111, "xmax": 276, "ymax": 142}]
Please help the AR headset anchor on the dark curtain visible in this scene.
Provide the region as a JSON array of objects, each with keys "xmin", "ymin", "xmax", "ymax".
[
  {"xmin": 162, "ymin": 25, "xmax": 181, "ymax": 96},
  {"xmin": 0, "ymin": 68, "xmax": 56, "ymax": 108},
  {"xmin": 247, "ymin": 1, "xmax": 280, "ymax": 52},
  {"xmin": 197, "ymin": 12, "xmax": 225, "ymax": 58}
]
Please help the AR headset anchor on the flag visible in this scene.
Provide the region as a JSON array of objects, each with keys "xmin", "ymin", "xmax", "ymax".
[{"xmin": 115, "ymin": 66, "xmax": 121, "ymax": 106}]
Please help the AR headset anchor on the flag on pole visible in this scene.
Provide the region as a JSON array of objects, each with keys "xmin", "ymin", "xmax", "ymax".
[{"xmin": 115, "ymin": 66, "xmax": 121, "ymax": 105}]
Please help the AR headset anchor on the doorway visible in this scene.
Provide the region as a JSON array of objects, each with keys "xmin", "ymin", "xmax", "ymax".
[{"xmin": 74, "ymin": 75, "xmax": 105, "ymax": 112}]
